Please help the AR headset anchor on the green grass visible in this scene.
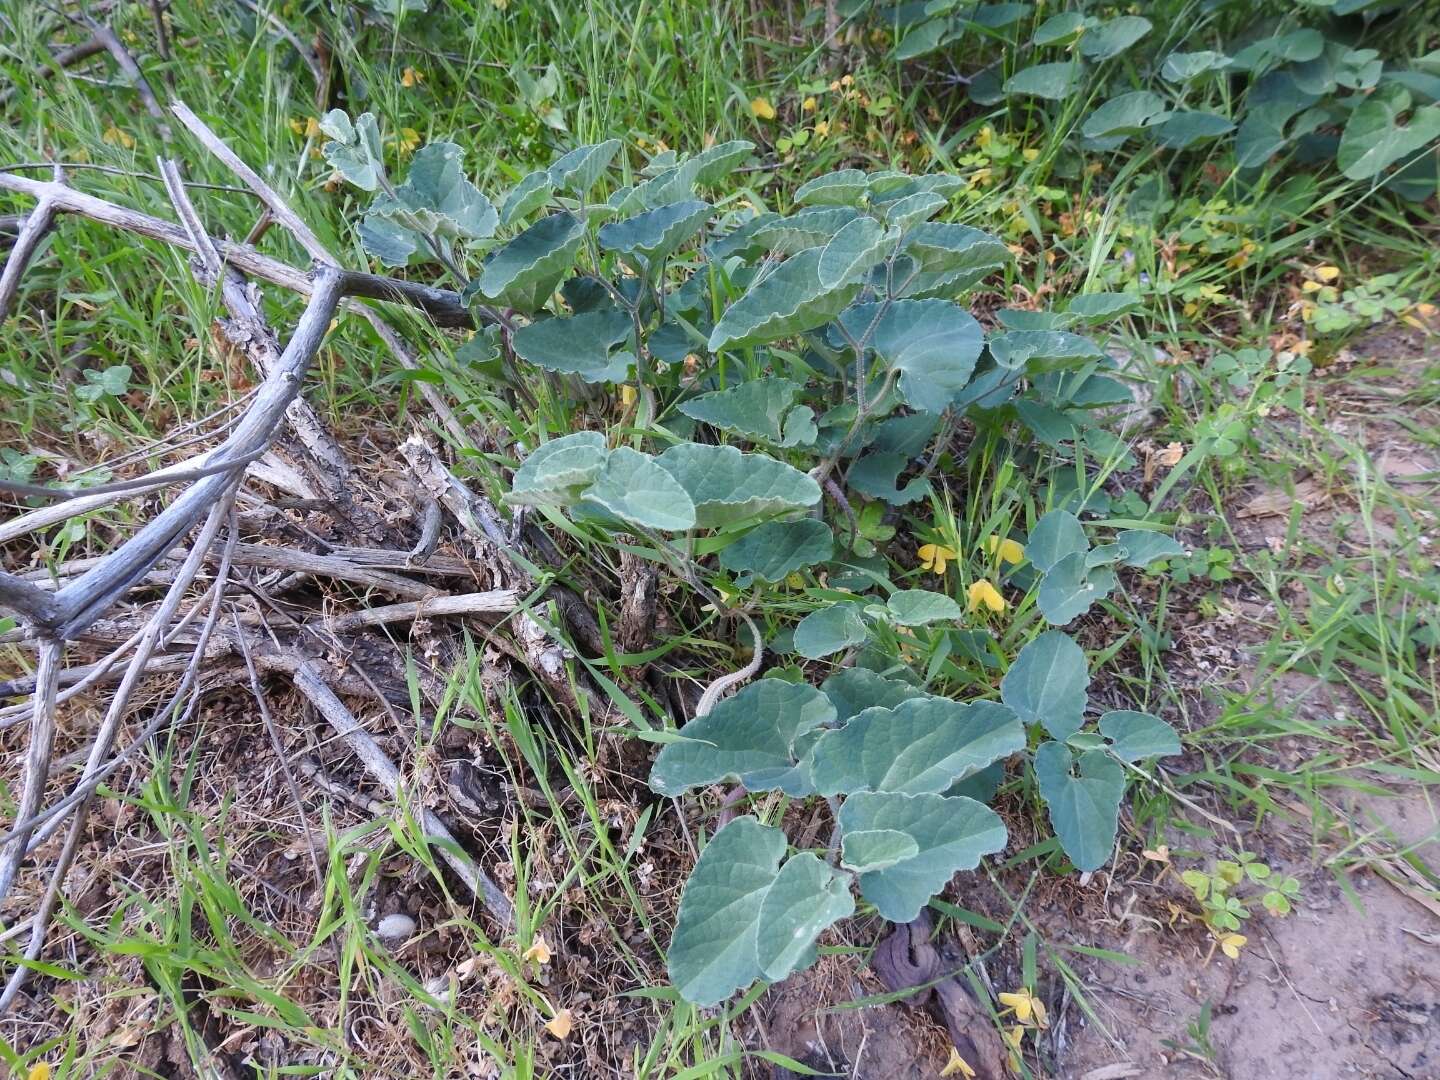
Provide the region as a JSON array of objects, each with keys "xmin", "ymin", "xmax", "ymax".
[{"xmin": 2, "ymin": 0, "xmax": 1440, "ymax": 1076}]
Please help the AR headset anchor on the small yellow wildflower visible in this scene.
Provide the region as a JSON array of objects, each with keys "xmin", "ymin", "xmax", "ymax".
[
  {"xmin": 544, "ymin": 1008, "xmax": 573, "ymax": 1039},
  {"xmin": 940, "ymin": 1048, "xmax": 977, "ymax": 1077},
  {"xmin": 619, "ymin": 385, "xmax": 637, "ymax": 409},
  {"xmin": 840, "ymin": 74, "xmax": 854, "ymax": 87},
  {"xmin": 28, "ymin": 1065, "xmax": 51, "ymax": 1080},
  {"xmin": 814, "ymin": 120, "xmax": 830, "ymax": 138},
  {"xmin": 523, "ymin": 936, "xmax": 552, "ymax": 964},
  {"xmin": 917, "ymin": 543, "xmax": 957, "ymax": 575},
  {"xmin": 967, "ymin": 580, "xmax": 1005, "ymax": 614},
  {"xmin": 1219, "ymin": 932, "xmax": 1247, "ymax": 960},
  {"xmin": 1314, "ymin": 264, "xmax": 1341, "ymax": 282},
  {"xmin": 984, "ymin": 536, "xmax": 1025, "ymax": 565},
  {"xmin": 1002, "ymin": 1023, "xmax": 1027, "ymax": 1050},
  {"xmin": 998, "ymin": 989, "xmax": 1049, "ymax": 1028},
  {"xmin": 967, "ymin": 167, "xmax": 993, "ymax": 188},
  {"xmin": 398, "ymin": 127, "xmax": 421, "ymax": 154},
  {"xmin": 975, "ymin": 125, "xmax": 993, "ymax": 149},
  {"xmin": 1022, "ymin": 147, "xmax": 1040, "ymax": 162},
  {"xmin": 750, "ymin": 97, "xmax": 777, "ymax": 121},
  {"xmin": 401, "ymin": 67, "xmax": 424, "ymax": 88},
  {"xmin": 102, "ymin": 126, "xmax": 136, "ymax": 150},
  {"xmin": 802, "ymin": 96, "xmax": 817, "ymax": 112},
  {"xmin": 829, "ymin": 78, "xmax": 842, "ymax": 92}
]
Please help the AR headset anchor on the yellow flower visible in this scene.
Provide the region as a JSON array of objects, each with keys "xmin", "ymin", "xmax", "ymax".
[
  {"xmin": 975, "ymin": 125, "xmax": 993, "ymax": 149},
  {"xmin": 619, "ymin": 385, "xmax": 637, "ymax": 408},
  {"xmin": 814, "ymin": 120, "xmax": 830, "ymax": 138},
  {"xmin": 984, "ymin": 536, "xmax": 1025, "ymax": 565},
  {"xmin": 1022, "ymin": 147, "xmax": 1040, "ymax": 162},
  {"xmin": 1219, "ymin": 932, "xmax": 1247, "ymax": 959},
  {"xmin": 398, "ymin": 127, "xmax": 421, "ymax": 154},
  {"xmin": 102, "ymin": 126, "xmax": 136, "ymax": 150},
  {"xmin": 401, "ymin": 67, "xmax": 424, "ymax": 88},
  {"xmin": 523, "ymin": 936, "xmax": 552, "ymax": 964},
  {"xmin": 998, "ymin": 989, "xmax": 1049, "ymax": 1028},
  {"xmin": 918, "ymin": 543, "xmax": 957, "ymax": 575},
  {"xmin": 1314, "ymin": 264, "xmax": 1340, "ymax": 282},
  {"xmin": 1002, "ymin": 1023, "xmax": 1027, "ymax": 1050},
  {"xmin": 940, "ymin": 1048, "xmax": 977, "ymax": 1077},
  {"xmin": 750, "ymin": 97, "xmax": 777, "ymax": 121},
  {"xmin": 840, "ymin": 74, "xmax": 854, "ymax": 87},
  {"xmin": 28, "ymin": 1066, "xmax": 51, "ymax": 1080},
  {"xmin": 544, "ymin": 1008, "xmax": 573, "ymax": 1039},
  {"xmin": 967, "ymin": 580, "xmax": 1005, "ymax": 614},
  {"xmin": 802, "ymin": 96, "xmax": 817, "ymax": 112}
]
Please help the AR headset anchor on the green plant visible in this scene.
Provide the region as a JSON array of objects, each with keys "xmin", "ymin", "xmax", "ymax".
[
  {"xmin": 321, "ymin": 117, "xmax": 1185, "ymax": 1006},
  {"xmin": 1174, "ymin": 849, "xmax": 1301, "ymax": 963},
  {"xmin": 871, "ymin": 1, "xmax": 1440, "ymax": 195}
]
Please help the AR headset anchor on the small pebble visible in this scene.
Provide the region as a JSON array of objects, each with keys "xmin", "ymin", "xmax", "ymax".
[{"xmin": 376, "ymin": 912, "xmax": 417, "ymax": 943}]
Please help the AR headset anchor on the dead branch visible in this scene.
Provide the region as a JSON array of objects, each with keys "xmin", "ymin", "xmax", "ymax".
[
  {"xmin": 80, "ymin": 16, "xmax": 172, "ymax": 142},
  {"xmin": 323, "ymin": 590, "xmax": 518, "ymax": 633},
  {"xmin": 291, "ymin": 661, "xmax": 514, "ymax": 927},
  {"xmin": 0, "ymin": 171, "xmax": 478, "ymax": 327}
]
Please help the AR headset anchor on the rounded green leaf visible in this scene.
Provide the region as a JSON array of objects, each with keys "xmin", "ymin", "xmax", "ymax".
[
  {"xmin": 1001, "ymin": 630, "xmax": 1089, "ymax": 740},
  {"xmin": 500, "ymin": 169, "xmax": 554, "ymax": 225},
  {"xmin": 708, "ymin": 248, "xmax": 863, "ymax": 351},
  {"xmin": 678, "ymin": 377, "xmax": 803, "ymax": 443},
  {"xmin": 1115, "ymin": 529, "xmax": 1185, "ymax": 567},
  {"xmin": 507, "ymin": 431, "xmax": 609, "ymax": 507},
  {"xmin": 582, "ymin": 446, "xmax": 696, "ymax": 531},
  {"xmin": 1154, "ymin": 110, "xmax": 1236, "ymax": 149},
  {"xmin": 656, "ymin": 443, "xmax": 820, "ymax": 527},
  {"xmin": 650, "ymin": 680, "xmax": 835, "ymax": 797},
  {"xmin": 818, "ymin": 216, "xmax": 893, "ymax": 289},
  {"xmin": 477, "ymin": 212, "xmax": 585, "ymax": 305},
  {"xmin": 886, "ymin": 589, "xmax": 963, "ymax": 626},
  {"xmin": 1033, "ymin": 11, "xmax": 1088, "ymax": 46},
  {"xmin": 547, "ymin": 139, "xmax": 622, "ymax": 195},
  {"xmin": 692, "ymin": 139, "xmax": 756, "ymax": 185},
  {"xmin": 820, "ymin": 668, "xmax": 926, "ymax": 723},
  {"xmin": 1079, "ymin": 16, "xmax": 1151, "ymax": 60},
  {"xmin": 841, "ymin": 829, "xmax": 920, "ymax": 873},
  {"xmin": 755, "ymin": 853, "xmax": 854, "ymax": 981},
  {"xmin": 1005, "ymin": 61, "xmax": 1085, "ymax": 100},
  {"xmin": 718, "ymin": 518, "xmax": 834, "ymax": 583},
  {"xmin": 884, "ymin": 191, "xmax": 947, "ymax": 229},
  {"xmin": 795, "ymin": 169, "xmax": 870, "ymax": 207},
  {"xmin": 511, "ymin": 309, "xmax": 634, "ymax": 383},
  {"xmin": 368, "ymin": 141, "xmax": 497, "ymax": 241},
  {"xmin": 988, "ymin": 330, "xmax": 1105, "ymax": 371},
  {"xmin": 667, "ymin": 817, "xmax": 785, "ymax": 1006},
  {"xmin": 1038, "ymin": 551, "xmax": 1117, "ymax": 625},
  {"xmin": 839, "ymin": 299, "xmax": 984, "ymax": 414},
  {"xmin": 1338, "ymin": 89, "xmax": 1440, "ymax": 180},
  {"xmin": 1160, "ymin": 50, "xmax": 1231, "ymax": 82},
  {"xmin": 1034, "ymin": 742, "xmax": 1124, "ymax": 871},
  {"xmin": 794, "ymin": 603, "xmax": 870, "ymax": 660},
  {"xmin": 1099, "ymin": 710, "xmax": 1181, "ymax": 761},
  {"xmin": 810, "ymin": 698, "xmax": 1024, "ymax": 796},
  {"xmin": 837, "ymin": 791, "xmax": 1008, "ymax": 922},
  {"xmin": 1065, "ymin": 292, "xmax": 1142, "ymax": 323},
  {"xmin": 599, "ymin": 199, "xmax": 712, "ymax": 264},
  {"xmin": 1082, "ymin": 92, "xmax": 1170, "ymax": 141},
  {"xmin": 1027, "ymin": 510, "xmax": 1088, "ymax": 573}
]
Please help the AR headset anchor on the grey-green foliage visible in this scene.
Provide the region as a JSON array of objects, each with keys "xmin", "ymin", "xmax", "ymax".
[
  {"xmin": 323, "ymin": 127, "xmax": 1182, "ymax": 1005},
  {"xmin": 877, "ymin": 3, "xmax": 1440, "ymax": 193}
]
